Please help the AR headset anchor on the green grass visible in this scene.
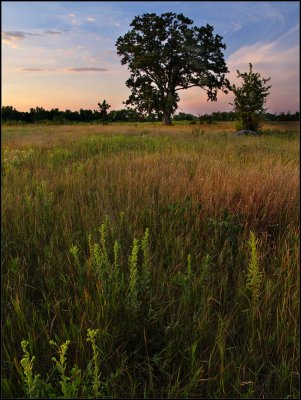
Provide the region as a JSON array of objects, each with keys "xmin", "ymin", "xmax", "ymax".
[{"xmin": 1, "ymin": 122, "xmax": 299, "ymax": 398}]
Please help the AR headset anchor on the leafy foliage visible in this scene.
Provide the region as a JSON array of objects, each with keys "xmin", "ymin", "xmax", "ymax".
[
  {"xmin": 20, "ymin": 341, "xmax": 41, "ymax": 398},
  {"xmin": 230, "ymin": 63, "xmax": 272, "ymax": 131},
  {"xmin": 20, "ymin": 330, "xmax": 102, "ymax": 398}
]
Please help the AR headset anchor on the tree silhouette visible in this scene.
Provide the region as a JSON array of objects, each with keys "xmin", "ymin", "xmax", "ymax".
[
  {"xmin": 116, "ymin": 12, "xmax": 229, "ymax": 125},
  {"xmin": 98, "ymin": 100, "xmax": 111, "ymax": 125}
]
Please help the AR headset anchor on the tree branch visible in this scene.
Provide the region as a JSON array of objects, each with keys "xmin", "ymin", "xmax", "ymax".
[{"xmin": 175, "ymin": 84, "xmax": 205, "ymax": 91}]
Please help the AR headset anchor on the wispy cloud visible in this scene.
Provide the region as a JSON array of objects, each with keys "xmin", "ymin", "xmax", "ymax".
[
  {"xmin": 2, "ymin": 29, "xmax": 62, "ymax": 48},
  {"xmin": 45, "ymin": 30, "xmax": 62, "ymax": 35},
  {"xmin": 2, "ymin": 30, "xmax": 41, "ymax": 47},
  {"xmin": 22, "ymin": 68, "xmax": 44, "ymax": 71},
  {"xmin": 20, "ymin": 67, "xmax": 58, "ymax": 72},
  {"xmin": 18, "ymin": 67, "xmax": 108, "ymax": 73},
  {"xmin": 3, "ymin": 30, "xmax": 41, "ymax": 39},
  {"xmin": 227, "ymin": 40, "xmax": 299, "ymax": 71},
  {"xmin": 231, "ymin": 22, "xmax": 242, "ymax": 32},
  {"xmin": 61, "ymin": 7, "xmax": 127, "ymax": 31},
  {"xmin": 229, "ymin": 43, "xmax": 290, "ymax": 68},
  {"xmin": 232, "ymin": 2, "xmax": 286, "ymax": 26},
  {"xmin": 67, "ymin": 13, "xmax": 81, "ymax": 26},
  {"xmin": 65, "ymin": 67, "xmax": 107, "ymax": 72},
  {"xmin": 70, "ymin": 19, "xmax": 81, "ymax": 26}
]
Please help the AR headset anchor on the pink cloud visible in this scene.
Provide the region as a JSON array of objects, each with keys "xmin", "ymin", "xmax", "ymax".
[{"xmin": 226, "ymin": 39, "xmax": 299, "ymax": 113}]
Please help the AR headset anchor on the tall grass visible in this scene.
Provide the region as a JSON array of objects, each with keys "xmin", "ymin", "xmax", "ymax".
[{"xmin": 1, "ymin": 122, "xmax": 299, "ymax": 398}]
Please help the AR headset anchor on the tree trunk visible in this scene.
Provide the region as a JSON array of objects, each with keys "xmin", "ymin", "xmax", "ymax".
[{"xmin": 162, "ymin": 111, "xmax": 172, "ymax": 125}]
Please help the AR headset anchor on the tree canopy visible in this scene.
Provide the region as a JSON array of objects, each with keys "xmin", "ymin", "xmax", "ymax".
[{"xmin": 116, "ymin": 12, "xmax": 230, "ymax": 124}]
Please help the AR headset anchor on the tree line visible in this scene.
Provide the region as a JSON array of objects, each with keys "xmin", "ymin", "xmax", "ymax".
[
  {"xmin": 1, "ymin": 105, "xmax": 299, "ymax": 124},
  {"xmin": 1, "ymin": 106, "xmax": 149, "ymax": 124}
]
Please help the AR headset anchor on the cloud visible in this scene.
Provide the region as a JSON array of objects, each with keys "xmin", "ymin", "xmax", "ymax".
[
  {"xmin": 2, "ymin": 29, "xmax": 63, "ymax": 48},
  {"xmin": 231, "ymin": 22, "xmax": 242, "ymax": 32},
  {"xmin": 67, "ymin": 14, "xmax": 97, "ymax": 25},
  {"xmin": 67, "ymin": 13, "xmax": 81, "ymax": 26},
  {"xmin": 20, "ymin": 68, "xmax": 58, "ymax": 72},
  {"xmin": 45, "ymin": 30, "xmax": 62, "ymax": 35},
  {"xmin": 227, "ymin": 42, "xmax": 298, "ymax": 68},
  {"xmin": 233, "ymin": 2, "xmax": 285, "ymax": 26},
  {"xmin": 22, "ymin": 68, "xmax": 44, "ymax": 71},
  {"xmin": 71, "ymin": 19, "xmax": 81, "ymax": 25},
  {"xmin": 18, "ymin": 67, "xmax": 107, "ymax": 73},
  {"xmin": 2, "ymin": 30, "xmax": 41, "ymax": 47},
  {"xmin": 2, "ymin": 33, "xmax": 22, "ymax": 48},
  {"xmin": 3, "ymin": 30, "xmax": 42, "ymax": 38},
  {"xmin": 80, "ymin": 55, "xmax": 102, "ymax": 63},
  {"xmin": 65, "ymin": 67, "xmax": 107, "ymax": 72},
  {"xmin": 227, "ymin": 23, "xmax": 299, "ymax": 77}
]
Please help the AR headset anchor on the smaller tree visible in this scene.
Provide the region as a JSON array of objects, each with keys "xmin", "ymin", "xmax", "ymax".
[
  {"xmin": 97, "ymin": 100, "xmax": 111, "ymax": 125},
  {"xmin": 230, "ymin": 63, "xmax": 271, "ymax": 132}
]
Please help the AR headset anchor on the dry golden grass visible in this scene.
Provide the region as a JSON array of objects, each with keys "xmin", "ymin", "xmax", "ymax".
[{"xmin": 3, "ymin": 120, "xmax": 299, "ymax": 148}]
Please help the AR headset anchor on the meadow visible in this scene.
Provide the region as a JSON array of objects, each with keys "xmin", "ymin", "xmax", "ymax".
[{"xmin": 1, "ymin": 121, "xmax": 299, "ymax": 398}]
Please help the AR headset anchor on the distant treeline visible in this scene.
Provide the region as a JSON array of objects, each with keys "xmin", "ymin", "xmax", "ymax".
[
  {"xmin": 1, "ymin": 106, "xmax": 300, "ymax": 124},
  {"xmin": 1, "ymin": 106, "xmax": 148, "ymax": 124},
  {"xmin": 176, "ymin": 111, "xmax": 300, "ymax": 123}
]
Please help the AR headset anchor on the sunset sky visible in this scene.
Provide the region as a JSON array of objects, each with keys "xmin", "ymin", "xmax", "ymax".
[{"xmin": 2, "ymin": 1, "xmax": 300, "ymax": 115}]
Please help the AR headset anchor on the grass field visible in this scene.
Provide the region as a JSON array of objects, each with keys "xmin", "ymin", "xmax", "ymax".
[{"xmin": 1, "ymin": 121, "xmax": 300, "ymax": 398}]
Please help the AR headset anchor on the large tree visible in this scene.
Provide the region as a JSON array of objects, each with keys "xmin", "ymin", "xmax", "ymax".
[
  {"xmin": 230, "ymin": 63, "xmax": 272, "ymax": 132},
  {"xmin": 116, "ymin": 12, "xmax": 230, "ymax": 125}
]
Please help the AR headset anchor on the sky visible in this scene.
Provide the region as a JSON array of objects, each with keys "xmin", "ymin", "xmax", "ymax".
[{"xmin": 2, "ymin": 1, "xmax": 300, "ymax": 115}]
